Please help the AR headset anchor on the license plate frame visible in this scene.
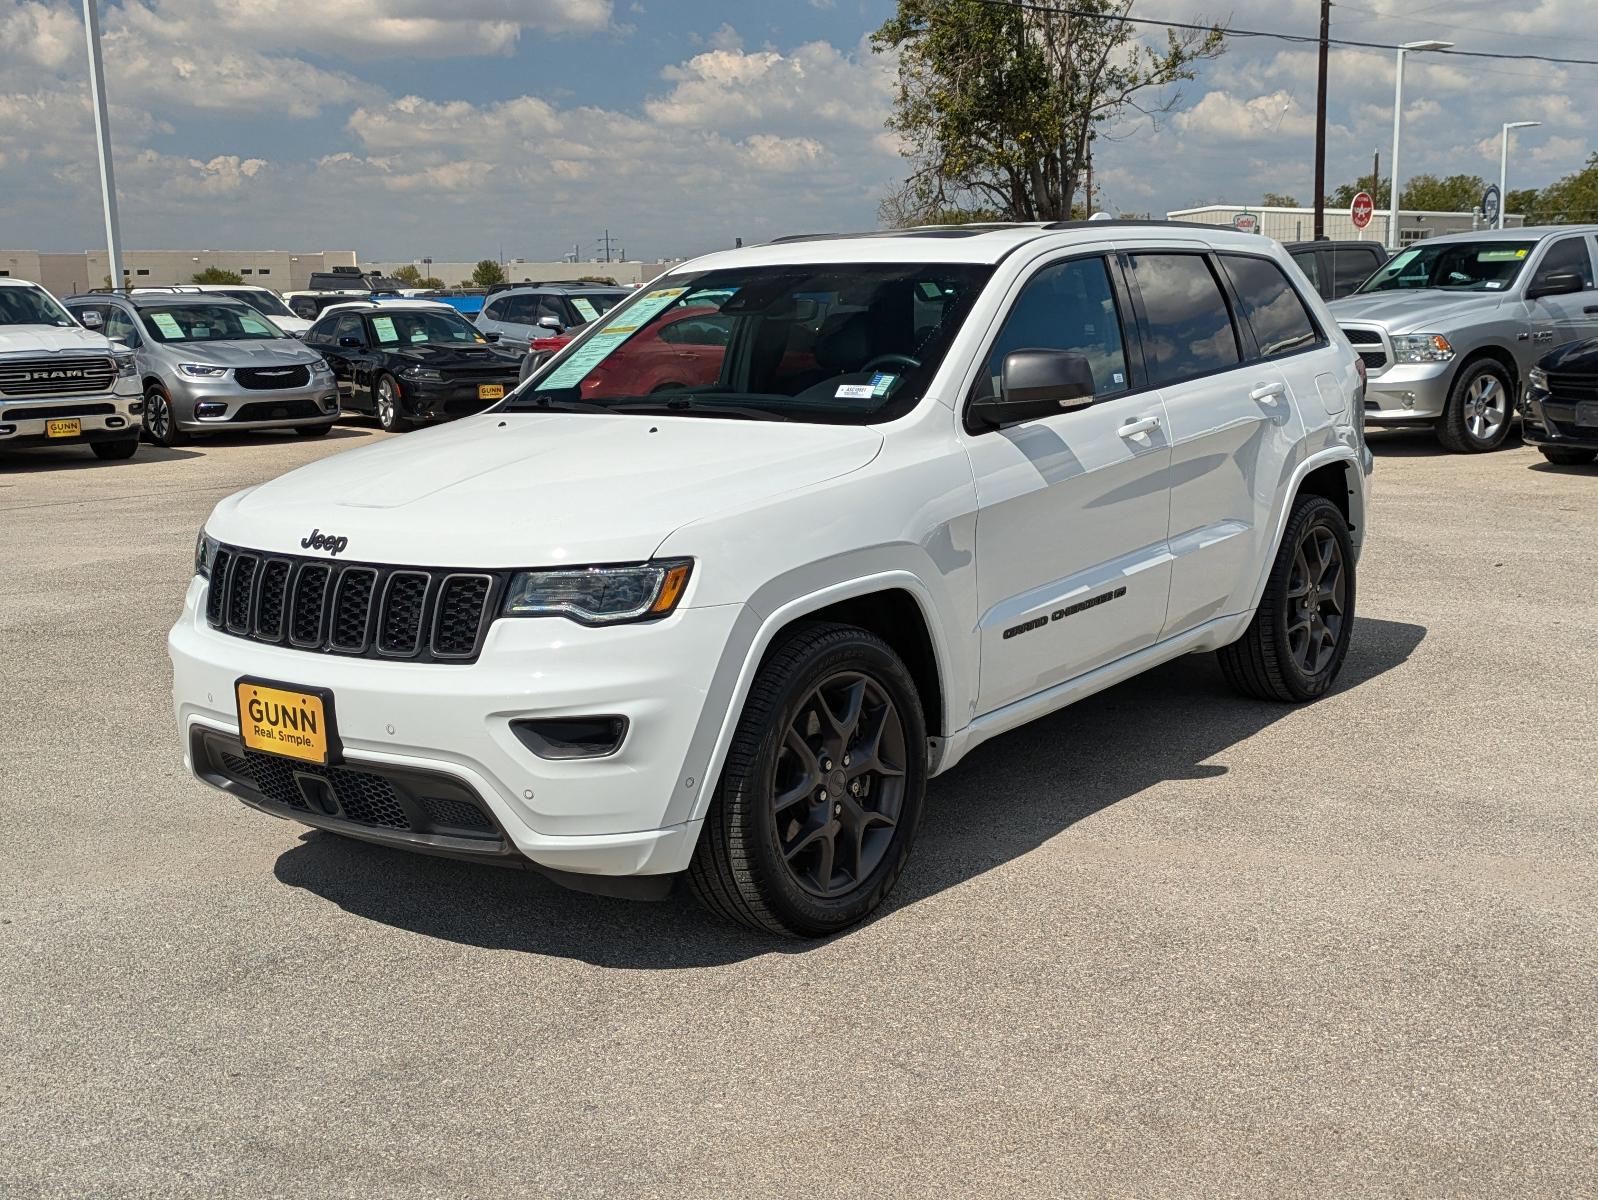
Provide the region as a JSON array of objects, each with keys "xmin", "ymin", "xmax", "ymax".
[
  {"xmin": 478, "ymin": 383, "xmax": 505, "ymax": 401},
  {"xmin": 235, "ymin": 677, "xmax": 341, "ymax": 766},
  {"xmin": 46, "ymin": 418, "xmax": 82, "ymax": 439},
  {"xmin": 1577, "ymin": 400, "xmax": 1598, "ymax": 429}
]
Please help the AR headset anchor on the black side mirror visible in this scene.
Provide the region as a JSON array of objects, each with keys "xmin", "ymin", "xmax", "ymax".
[
  {"xmin": 338, "ymin": 335, "xmax": 363, "ymax": 348},
  {"xmin": 1527, "ymin": 271, "xmax": 1585, "ymax": 300},
  {"xmin": 483, "ymin": 331, "xmax": 501, "ymax": 343},
  {"xmin": 970, "ymin": 350, "xmax": 1097, "ymax": 429}
]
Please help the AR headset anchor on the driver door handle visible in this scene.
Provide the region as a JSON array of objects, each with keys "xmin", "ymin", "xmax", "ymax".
[
  {"xmin": 1583, "ymin": 304, "xmax": 1598, "ymax": 314},
  {"xmin": 1250, "ymin": 382, "xmax": 1286, "ymax": 402},
  {"xmin": 1118, "ymin": 415, "xmax": 1161, "ymax": 439}
]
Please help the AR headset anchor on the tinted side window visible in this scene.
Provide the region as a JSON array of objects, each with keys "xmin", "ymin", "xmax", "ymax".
[
  {"xmin": 1290, "ymin": 250, "xmax": 1322, "ymax": 292},
  {"xmin": 304, "ymin": 319, "xmax": 334, "ymax": 346},
  {"xmin": 333, "ymin": 314, "xmax": 365, "ymax": 344},
  {"xmin": 1330, "ymin": 247, "xmax": 1381, "ymax": 296},
  {"xmin": 103, "ymin": 307, "xmax": 139, "ymax": 343},
  {"xmin": 482, "ymin": 298, "xmax": 506, "ymax": 321},
  {"xmin": 1533, "ymin": 237, "xmax": 1594, "ymax": 287},
  {"xmin": 979, "ymin": 256, "xmax": 1129, "ymax": 400},
  {"xmin": 1127, "ymin": 253, "xmax": 1240, "ymax": 385},
  {"xmin": 1219, "ymin": 255, "xmax": 1321, "ymax": 359}
]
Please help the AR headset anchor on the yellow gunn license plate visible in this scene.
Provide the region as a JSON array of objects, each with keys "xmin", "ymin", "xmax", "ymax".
[
  {"xmin": 46, "ymin": 418, "xmax": 82, "ymax": 439},
  {"xmin": 478, "ymin": 383, "xmax": 505, "ymax": 401},
  {"xmin": 236, "ymin": 680, "xmax": 334, "ymax": 765}
]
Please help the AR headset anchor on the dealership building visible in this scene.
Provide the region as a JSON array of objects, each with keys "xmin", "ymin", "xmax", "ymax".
[
  {"xmin": 1166, "ymin": 204, "xmax": 1524, "ymax": 245},
  {"xmin": 1, "ymin": 249, "xmax": 358, "ymax": 296}
]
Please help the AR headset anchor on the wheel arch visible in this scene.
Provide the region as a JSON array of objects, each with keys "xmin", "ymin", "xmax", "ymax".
[
  {"xmin": 1245, "ymin": 448, "xmax": 1365, "ymax": 616},
  {"xmin": 1455, "ymin": 343, "xmax": 1520, "ymax": 394}
]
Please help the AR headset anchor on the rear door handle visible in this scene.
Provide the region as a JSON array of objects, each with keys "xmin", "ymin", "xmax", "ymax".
[
  {"xmin": 1583, "ymin": 305, "xmax": 1598, "ymax": 314},
  {"xmin": 1118, "ymin": 415, "xmax": 1161, "ymax": 439},
  {"xmin": 1250, "ymin": 382, "xmax": 1286, "ymax": 402}
]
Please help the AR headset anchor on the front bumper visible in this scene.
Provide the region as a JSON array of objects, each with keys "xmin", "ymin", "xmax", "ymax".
[
  {"xmin": 168, "ymin": 373, "xmax": 339, "ymax": 432},
  {"xmin": 1521, "ymin": 393, "xmax": 1598, "ymax": 450},
  {"xmin": 0, "ymin": 387, "xmax": 143, "ymax": 447},
  {"xmin": 1361, "ymin": 360, "xmax": 1454, "ymax": 423},
  {"xmin": 397, "ymin": 377, "xmax": 518, "ymax": 423},
  {"xmin": 169, "ymin": 577, "xmax": 752, "ymax": 880}
]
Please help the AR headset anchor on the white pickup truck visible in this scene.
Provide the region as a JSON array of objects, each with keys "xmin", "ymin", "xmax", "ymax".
[{"xmin": 0, "ymin": 278, "xmax": 143, "ymax": 460}]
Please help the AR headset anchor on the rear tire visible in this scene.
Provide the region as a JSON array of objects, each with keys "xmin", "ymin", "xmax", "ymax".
[
  {"xmin": 1218, "ymin": 494, "xmax": 1355, "ymax": 703},
  {"xmin": 688, "ymin": 622, "xmax": 927, "ymax": 938},
  {"xmin": 1538, "ymin": 446, "xmax": 1596, "ymax": 466},
  {"xmin": 1436, "ymin": 359, "xmax": 1514, "ymax": 453},
  {"xmin": 90, "ymin": 437, "xmax": 138, "ymax": 461}
]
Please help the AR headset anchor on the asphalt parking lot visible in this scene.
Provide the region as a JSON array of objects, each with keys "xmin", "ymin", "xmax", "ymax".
[{"xmin": 2, "ymin": 426, "xmax": 1594, "ymax": 1197}]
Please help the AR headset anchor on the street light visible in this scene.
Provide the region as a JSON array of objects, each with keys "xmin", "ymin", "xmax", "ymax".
[
  {"xmin": 1388, "ymin": 39, "xmax": 1454, "ymax": 252},
  {"xmin": 1499, "ymin": 121, "xmax": 1541, "ymax": 229},
  {"xmin": 81, "ymin": 0, "xmax": 124, "ymax": 290}
]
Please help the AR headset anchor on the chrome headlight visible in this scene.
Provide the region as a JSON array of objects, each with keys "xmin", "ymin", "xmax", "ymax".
[
  {"xmin": 1391, "ymin": 334, "xmax": 1455, "ymax": 363},
  {"xmin": 502, "ymin": 560, "xmax": 692, "ymax": 626},
  {"xmin": 195, "ymin": 529, "xmax": 220, "ymax": 578},
  {"xmin": 309, "ymin": 360, "xmax": 335, "ymax": 379},
  {"xmin": 113, "ymin": 352, "xmax": 137, "ymax": 377},
  {"xmin": 1527, "ymin": 366, "xmax": 1549, "ymax": 393},
  {"xmin": 401, "ymin": 366, "xmax": 445, "ymax": 382},
  {"xmin": 177, "ymin": 362, "xmax": 229, "ymax": 378}
]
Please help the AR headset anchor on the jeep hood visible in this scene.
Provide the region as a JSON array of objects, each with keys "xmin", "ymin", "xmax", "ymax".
[
  {"xmin": 207, "ymin": 412, "xmax": 885, "ymax": 567},
  {"xmin": 1328, "ymin": 290, "xmax": 1508, "ymax": 333},
  {"xmin": 0, "ymin": 325, "xmax": 115, "ymax": 357}
]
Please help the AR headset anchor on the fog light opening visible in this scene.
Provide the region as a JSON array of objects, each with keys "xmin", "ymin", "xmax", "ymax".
[
  {"xmin": 511, "ymin": 716, "xmax": 628, "ymax": 761},
  {"xmin": 194, "ymin": 401, "xmax": 228, "ymax": 419}
]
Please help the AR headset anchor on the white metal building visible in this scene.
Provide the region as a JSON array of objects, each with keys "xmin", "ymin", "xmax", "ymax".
[
  {"xmin": 1166, "ymin": 205, "xmax": 1524, "ymax": 245},
  {"xmin": 2, "ymin": 249, "xmax": 359, "ymax": 296}
]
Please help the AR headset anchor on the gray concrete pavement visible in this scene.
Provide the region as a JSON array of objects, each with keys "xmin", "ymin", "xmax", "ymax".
[{"xmin": 2, "ymin": 426, "xmax": 1594, "ymax": 1197}]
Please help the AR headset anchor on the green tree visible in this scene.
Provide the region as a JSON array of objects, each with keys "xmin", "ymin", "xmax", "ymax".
[
  {"xmin": 1329, "ymin": 175, "xmax": 1390, "ymax": 208},
  {"xmin": 192, "ymin": 266, "xmax": 244, "ymax": 284},
  {"xmin": 1523, "ymin": 152, "xmax": 1598, "ymax": 223},
  {"xmin": 1505, "ymin": 187, "xmax": 1540, "ymax": 219},
  {"xmin": 872, "ymin": 0, "xmax": 1224, "ymax": 224},
  {"xmin": 390, "ymin": 264, "xmax": 423, "ymax": 286},
  {"xmin": 417, "ymin": 275, "xmax": 446, "ymax": 289},
  {"xmin": 471, "ymin": 259, "xmax": 506, "ymax": 287},
  {"xmin": 1400, "ymin": 173, "xmax": 1488, "ymax": 212},
  {"xmin": 1261, "ymin": 192, "xmax": 1299, "ymax": 207}
]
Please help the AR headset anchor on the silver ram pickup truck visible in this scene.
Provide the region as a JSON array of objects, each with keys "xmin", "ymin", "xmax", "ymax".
[
  {"xmin": 0, "ymin": 278, "xmax": 143, "ymax": 461},
  {"xmin": 1329, "ymin": 225, "xmax": 1598, "ymax": 452}
]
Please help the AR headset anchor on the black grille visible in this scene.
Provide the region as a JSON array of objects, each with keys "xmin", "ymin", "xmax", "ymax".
[
  {"xmin": 433, "ymin": 575, "xmax": 492, "ymax": 658},
  {"xmin": 1545, "ymin": 372, "xmax": 1598, "ymax": 405},
  {"xmin": 206, "ymin": 546, "xmax": 498, "ymax": 663},
  {"xmin": 234, "ymin": 750, "xmax": 407, "ymax": 829},
  {"xmin": 0, "ymin": 401, "xmax": 115, "ymax": 421},
  {"xmin": 420, "ymin": 794, "xmax": 495, "ymax": 832},
  {"xmin": 1342, "ymin": 328, "xmax": 1382, "ymax": 345},
  {"xmin": 1357, "ymin": 350, "xmax": 1386, "ymax": 371},
  {"xmin": 232, "ymin": 398, "xmax": 323, "ymax": 422},
  {"xmin": 0, "ymin": 356, "xmax": 117, "ymax": 396},
  {"xmin": 235, "ymin": 365, "xmax": 311, "ymax": 390}
]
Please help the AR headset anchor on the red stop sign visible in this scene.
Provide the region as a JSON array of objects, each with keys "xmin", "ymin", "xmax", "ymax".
[{"xmin": 1351, "ymin": 191, "xmax": 1374, "ymax": 230}]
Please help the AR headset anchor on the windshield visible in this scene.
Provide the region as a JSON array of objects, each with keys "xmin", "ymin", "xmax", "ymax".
[
  {"xmin": 509, "ymin": 263, "xmax": 994, "ymax": 424},
  {"xmin": 369, "ymin": 309, "xmax": 488, "ymax": 345},
  {"xmin": 0, "ymin": 285, "xmax": 75, "ymax": 328},
  {"xmin": 139, "ymin": 303, "xmax": 286, "ymax": 343},
  {"xmin": 1356, "ymin": 241, "xmax": 1537, "ymax": 293},
  {"xmin": 220, "ymin": 288, "xmax": 296, "ymax": 319}
]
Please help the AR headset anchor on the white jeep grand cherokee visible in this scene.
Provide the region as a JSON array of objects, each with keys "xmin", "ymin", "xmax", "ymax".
[{"xmin": 170, "ymin": 222, "xmax": 1372, "ymax": 937}]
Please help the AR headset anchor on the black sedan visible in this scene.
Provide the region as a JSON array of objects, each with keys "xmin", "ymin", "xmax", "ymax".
[
  {"xmin": 304, "ymin": 304, "xmax": 523, "ymax": 432},
  {"xmin": 1523, "ymin": 337, "xmax": 1598, "ymax": 466}
]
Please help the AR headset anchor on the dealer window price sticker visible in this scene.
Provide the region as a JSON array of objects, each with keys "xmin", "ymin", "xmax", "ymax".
[{"xmin": 540, "ymin": 287, "xmax": 688, "ymax": 389}]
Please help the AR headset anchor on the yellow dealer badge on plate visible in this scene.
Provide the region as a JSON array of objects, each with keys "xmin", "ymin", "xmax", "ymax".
[
  {"xmin": 46, "ymin": 418, "xmax": 81, "ymax": 438},
  {"xmin": 478, "ymin": 384, "xmax": 505, "ymax": 400},
  {"xmin": 236, "ymin": 679, "xmax": 339, "ymax": 765}
]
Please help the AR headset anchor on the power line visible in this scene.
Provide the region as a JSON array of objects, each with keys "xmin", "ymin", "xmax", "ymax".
[{"xmin": 966, "ymin": 0, "xmax": 1598, "ymax": 67}]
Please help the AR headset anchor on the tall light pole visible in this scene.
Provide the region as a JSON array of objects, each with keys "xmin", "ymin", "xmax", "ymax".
[
  {"xmin": 1388, "ymin": 39, "xmax": 1454, "ymax": 251},
  {"xmin": 82, "ymin": 0, "xmax": 124, "ymax": 290},
  {"xmin": 1499, "ymin": 121, "xmax": 1540, "ymax": 229}
]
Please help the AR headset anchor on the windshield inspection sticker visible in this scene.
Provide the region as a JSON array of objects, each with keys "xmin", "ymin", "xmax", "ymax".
[
  {"xmin": 1485, "ymin": 281, "xmax": 1504, "ymax": 289},
  {"xmin": 151, "ymin": 313, "xmax": 185, "ymax": 338},
  {"xmin": 540, "ymin": 286, "xmax": 687, "ymax": 389},
  {"xmin": 868, "ymin": 371, "xmax": 897, "ymax": 397},
  {"xmin": 836, "ymin": 383, "xmax": 876, "ymax": 399},
  {"xmin": 371, "ymin": 315, "xmax": 399, "ymax": 344}
]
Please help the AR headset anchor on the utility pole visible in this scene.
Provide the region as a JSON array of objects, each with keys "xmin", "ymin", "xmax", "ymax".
[
  {"xmin": 1372, "ymin": 147, "xmax": 1380, "ymax": 196},
  {"xmin": 596, "ymin": 229, "xmax": 617, "ymax": 264},
  {"xmin": 1312, "ymin": 0, "xmax": 1330, "ymax": 241},
  {"xmin": 82, "ymin": 0, "xmax": 124, "ymax": 290}
]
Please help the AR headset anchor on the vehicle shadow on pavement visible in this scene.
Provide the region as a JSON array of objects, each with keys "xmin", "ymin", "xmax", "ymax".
[
  {"xmin": 1366, "ymin": 428, "xmax": 1524, "ymax": 457},
  {"xmin": 0, "ymin": 444, "xmax": 203, "ymax": 471},
  {"xmin": 272, "ymin": 616, "xmax": 1426, "ymax": 967}
]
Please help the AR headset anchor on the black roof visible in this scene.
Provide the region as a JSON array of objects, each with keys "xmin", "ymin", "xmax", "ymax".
[{"xmin": 68, "ymin": 291, "xmax": 254, "ymax": 309}]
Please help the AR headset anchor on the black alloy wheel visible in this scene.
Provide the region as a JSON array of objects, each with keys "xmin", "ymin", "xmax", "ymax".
[
  {"xmin": 688, "ymin": 623, "xmax": 927, "ymax": 938},
  {"xmin": 1218, "ymin": 494, "xmax": 1356, "ymax": 703},
  {"xmin": 772, "ymin": 671, "xmax": 908, "ymax": 899}
]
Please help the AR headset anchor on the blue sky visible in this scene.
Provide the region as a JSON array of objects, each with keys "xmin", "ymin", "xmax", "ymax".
[{"xmin": 2, "ymin": 0, "xmax": 1593, "ymax": 263}]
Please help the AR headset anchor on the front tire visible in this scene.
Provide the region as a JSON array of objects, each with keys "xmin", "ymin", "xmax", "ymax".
[
  {"xmin": 374, "ymin": 375, "xmax": 413, "ymax": 433},
  {"xmin": 142, "ymin": 385, "xmax": 187, "ymax": 447},
  {"xmin": 1538, "ymin": 446, "xmax": 1596, "ymax": 466},
  {"xmin": 90, "ymin": 437, "xmax": 138, "ymax": 461},
  {"xmin": 1436, "ymin": 359, "xmax": 1514, "ymax": 453},
  {"xmin": 1218, "ymin": 494, "xmax": 1355, "ymax": 703},
  {"xmin": 688, "ymin": 623, "xmax": 927, "ymax": 938}
]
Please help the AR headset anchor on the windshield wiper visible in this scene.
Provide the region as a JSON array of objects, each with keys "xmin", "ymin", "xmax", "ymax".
[
  {"xmin": 610, "ymin": 396, "xmax": 791, "ymax": 422},
  {"xmin": 504, "ymin": 393, "xmax": 612, "ymax": 414}
]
